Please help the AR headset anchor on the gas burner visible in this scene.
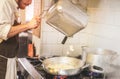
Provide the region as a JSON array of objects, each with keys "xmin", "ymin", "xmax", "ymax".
[{"xmin": 54, "ymin": 75, "xmax": 67, "ymax": 79}]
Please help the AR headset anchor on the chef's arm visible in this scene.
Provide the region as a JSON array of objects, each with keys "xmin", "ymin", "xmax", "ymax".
[
  {"xmin": 7, "ymin": 24, "xmax": 29, "ymax": 38},
  {"xmin": 7, "ymin": 16, "xmax": 41, "ymax": 38}
]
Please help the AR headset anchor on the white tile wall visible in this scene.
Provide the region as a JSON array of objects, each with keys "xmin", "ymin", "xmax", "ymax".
[
  {"xmin": 86, "ymin": 0, "xmax": 120, "ymax": 54},
  {"xmin": 40, "ymin": 0, "xmax": 120, "ymax": 58}
]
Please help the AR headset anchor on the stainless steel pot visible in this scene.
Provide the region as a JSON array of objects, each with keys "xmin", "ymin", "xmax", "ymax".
[
  {"xmin": 46, "ymin": 0, "xmax": 88, "ymax": 37},
  {"xmin": 39, "ymin": 56, "xmax": 87, "ymax": 76},
  {"xmin": 81, "ymin": 47, "xmax": 117, "ymax": 73}
]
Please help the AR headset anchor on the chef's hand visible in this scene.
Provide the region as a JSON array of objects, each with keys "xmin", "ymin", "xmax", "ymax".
[{"xmin": 26, "ymin": 16, "xmax": 41, "ymax": 29}]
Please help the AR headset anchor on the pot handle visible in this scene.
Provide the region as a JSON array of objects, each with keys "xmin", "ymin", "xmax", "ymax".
[
  {"xmin": 90, "ymin": 65, "xmax": 104, "ymax": 73},
  {"xmin": 61, "ymin": 36, "xmax": 68, "ymax": 44}
]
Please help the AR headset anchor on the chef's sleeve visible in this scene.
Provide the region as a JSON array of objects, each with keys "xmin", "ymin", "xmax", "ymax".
[{"xmin": 0, "ymin": 2, "xmax": 12, "ymax": 42}]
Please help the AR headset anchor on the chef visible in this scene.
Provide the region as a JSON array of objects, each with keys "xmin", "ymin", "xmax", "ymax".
[{"xmin": 0, "ymin": 0, "xmax": 41, "ymax": 79}]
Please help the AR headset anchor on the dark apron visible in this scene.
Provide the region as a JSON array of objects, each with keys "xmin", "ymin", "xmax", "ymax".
[{"xmin": 0, "ymin": 20, "xmax": 19, "ymax": 79}]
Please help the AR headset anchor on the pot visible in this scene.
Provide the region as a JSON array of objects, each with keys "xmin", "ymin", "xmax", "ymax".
[
  {"xmin": 46, "ymin": 0, "xmax": 88, "ymax": 37},
  {"xmin": 39, "ymin": 56, "xmax": 88, "ymax": 76},
  {"xmin": 81, "ymin": 47, "xmax": 117, "ymax": 73}
]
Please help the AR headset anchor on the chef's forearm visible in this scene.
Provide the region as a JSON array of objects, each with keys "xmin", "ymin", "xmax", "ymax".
[
  {"xmin": 7, "ymin": 16, "xmax": 40, "ymax": 38},
  {"xmin": 7, "ymin": 24, "xmax": 29, "ymax": 38}
]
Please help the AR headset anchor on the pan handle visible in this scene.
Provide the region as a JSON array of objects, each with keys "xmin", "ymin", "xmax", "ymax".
[
  {"xmin": 81, "ymin": 64, "xmax": 90, "ymax": 70},
  {"xmin": 38, "ymin": 56, "xmax": 48, "ymax": 63},
  {"xmin": 38, "ymin": 59, "xmax": 46, "ymax": 69},
  {"xmin": 38, "ymin": 59, "xmax": 43, "ymax": 63}
]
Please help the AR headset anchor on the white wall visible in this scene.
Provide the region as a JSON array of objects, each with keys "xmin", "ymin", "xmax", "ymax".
[
  {"xmin": 87, "ymin": 0, "xmax": 120, "ymax": 52},
  {"xmin": 40, "ymin": 0, "xmax": 120, "ymax": 57}
]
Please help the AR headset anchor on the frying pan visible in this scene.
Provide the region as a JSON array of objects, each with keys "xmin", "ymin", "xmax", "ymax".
[{"xmin": 39, "ymin": 56, "xmax": 88, "ymax": 76}]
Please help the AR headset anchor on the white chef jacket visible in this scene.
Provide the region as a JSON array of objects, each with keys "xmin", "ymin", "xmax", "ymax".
[
  {"xmin": 0, "ymin": 0, "xmax": 18, "ymax": 43},
  {"xmin": 0, "ymin": 0, "xmax": 19, "ymax": 79}
]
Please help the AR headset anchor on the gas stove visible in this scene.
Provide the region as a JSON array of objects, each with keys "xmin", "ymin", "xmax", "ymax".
[
  {"xmin": 17, "ymin": 56, "xmax": 107, "ymax": 79},
  {"xmin": 25, "ymin": 57, "xmax": 106, "ymax": 79}
]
